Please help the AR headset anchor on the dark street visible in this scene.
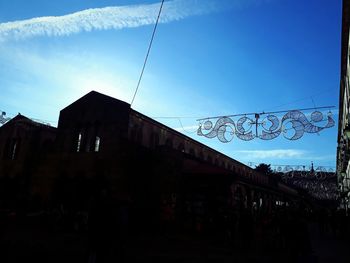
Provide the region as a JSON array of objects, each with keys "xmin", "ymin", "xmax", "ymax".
[{"xmin": 1, "ymin": 211, "xmax": 350, "ymax": 263}]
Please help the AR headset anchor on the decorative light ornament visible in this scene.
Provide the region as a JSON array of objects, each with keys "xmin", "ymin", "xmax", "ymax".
[
  {"xmin": 197, "ymin": 106, "xmax": 335, "ymax": 142},
  {"xmin": 0, "ymin": 112, "xmax": 10, "ymax": 125},
  {"xmin": 248, "ymin": 163, "xmax": 337, "ymax": 200}
]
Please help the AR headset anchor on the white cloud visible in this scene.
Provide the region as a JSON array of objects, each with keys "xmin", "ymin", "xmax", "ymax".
[
  {"xmin": 0, "ymin": 0, "xmax": 271, "ymax": 42},
  {"xmin": 238, "ymin": 149, "xmax": 307, "ymax": 159},
  {"xmin": 0, "ymin": 0, "xmax": 224, "ymax": 41}
]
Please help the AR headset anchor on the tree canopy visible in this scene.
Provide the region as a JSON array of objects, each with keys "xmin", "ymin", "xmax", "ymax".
[{"xmin": 254, "ymin": 163, "xmax": 274, "ymax": 176}]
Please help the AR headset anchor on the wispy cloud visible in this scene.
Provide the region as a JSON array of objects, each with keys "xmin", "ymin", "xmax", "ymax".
[
  {"xmin": 237, "ymin": 149, "xmax": 307, "ymax": 159},
  {"xmin": 0, "ymin": 0, "xmax": 226, "ymax": 41}
]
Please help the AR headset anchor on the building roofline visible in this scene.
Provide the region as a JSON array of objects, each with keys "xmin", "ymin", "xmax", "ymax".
[
  {"xmin": 59, "ymin": 90, "xmax": 252, "ymax": 170},
  {"xmin": 60, "ymin": 90, "xmax": 130, "ymax": 113},
  {"xmin": 0, "ymin": 113, "xmax": 56, "ymax": 131},
  {"xmin": 130, "ymin": 108, "xmax": 250, "ymax": 169}
]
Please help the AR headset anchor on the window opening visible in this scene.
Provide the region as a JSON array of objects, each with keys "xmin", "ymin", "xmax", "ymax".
[
  {"xmin": 11, "ymin": 141, "xmax": 17, "ymax": 160},
  {"xmin": 94, "ymin": 136, "xmax": 100, "ymax": 152},
  {"xmin": 77, "ymin": 133, "xmax": 82, "ymax": 152}
]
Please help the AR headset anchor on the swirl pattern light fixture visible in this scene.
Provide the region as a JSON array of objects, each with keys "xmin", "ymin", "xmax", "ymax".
[
  {"xmin": 0, "ymin": 112, "xmax": 10, "ymax": 125},
  {"xmin": 197, "ymin": 106, "xmax": 335, "ymax": 142}
]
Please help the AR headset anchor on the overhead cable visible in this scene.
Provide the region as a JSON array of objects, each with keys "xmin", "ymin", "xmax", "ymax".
[{"xmin": 130, "ymin": 0, "xmax": 165, "ymax": 107}]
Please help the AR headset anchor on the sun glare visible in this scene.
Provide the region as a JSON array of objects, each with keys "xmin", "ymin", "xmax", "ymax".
[{"xmin": 71, "ymin": 73, "xmax": 133, "ymax": 104}]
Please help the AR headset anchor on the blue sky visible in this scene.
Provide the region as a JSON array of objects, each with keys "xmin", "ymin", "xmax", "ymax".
[{"xmin": 0, "ymin": 0, "xmax": 342, "ymax": 168}]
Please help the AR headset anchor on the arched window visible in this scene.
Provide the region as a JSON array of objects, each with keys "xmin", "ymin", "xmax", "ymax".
[
  {"xmin": 199, "ymin": 151, "xmax": 204, "ymax": 160},
  {"xmin": 150, "ymin": 132, "xmax": 159, "ymax": 148},
  {"xmin": 189, "ymin": 148, "xmax": 195, "ymax": 156},
  {"xmin": 94, "ymin": 136, "xmax": 100, "ymax": 152},
  {"xmin": 232, "ymin": 165, "xmax": 236, "ymax": 173},
  {"xmin": 11, "ymin": 142, "xmax": 17, "ymax": 160},
  {"xmin": 11, "ymin": 138, "xmax": 20, "ymax": 160},
  {"xmin": 76, "ymin": 133, "xmax": 82, "ymax": 152},
  {"xmin": 2, "ymin": 138, "xmax": 21, "ymax": 160},
  {"xmin": 131, "ymin": 124, "xmax": 138, "ymax": 141},
  {"xmin": 207, "ymin": 155, "xmax": 212, "ymax": 163},
  {"xmin": 177, "ymin": 143, "xmax": 185, "ymax": 152},
  {"xmin": 215, "ymin": 159, "xmax": 219, "ymax": 166},
  {"xmin": 165, "ymin": 138, "xmax": 173, "ymax": 148},
  {"xmin": 222, "ymin": 161, "xmax": 226, "ymax": 169},
  {"xmin": 137, "ymin": 127, "xmax": 143, "ymax": 143}
]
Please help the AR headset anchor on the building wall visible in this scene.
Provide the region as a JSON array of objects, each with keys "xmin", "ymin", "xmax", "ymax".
[
  {"xmin": 0, "ymin": 91, "xmax": 299, "ymax": 220},
  {"xmin": 0, "ymin": 115, "xmax": 56, "ymax": 210},
  {"xmin": 128, "ymin": 111, "xmax": 268, "ymax": 186},
  {"xmin": 337, "ymin": 0, "xmax": 350, "ymax": 210}
]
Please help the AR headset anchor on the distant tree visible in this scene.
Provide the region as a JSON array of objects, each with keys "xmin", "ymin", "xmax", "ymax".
[{"xmin": 254, "ymin": 163, "xmax": 274, "ymax": 176}]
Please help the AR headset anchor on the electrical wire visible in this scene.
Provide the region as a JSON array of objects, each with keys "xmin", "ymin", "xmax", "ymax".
[
  {"xmin": 177, "ymin": 118, "xmax": 197, "ymax": 134},
  {"xmin": 196, "ymin": 105, "xmax": 335, "ymax": 121},
  {"xmin": 151, "ymin": 90, "xmax": 337, "ymax": 121},
  {"xmin": 130, "ymin": 0, "xmax": 165, "ymax": 107},
  {"xmin": 260, "ymin": 87, "xmax": 336, "ymax": 112},
  {"xmin": 152, "ymin": 116, "xmax": 201, "ymax": 119}
]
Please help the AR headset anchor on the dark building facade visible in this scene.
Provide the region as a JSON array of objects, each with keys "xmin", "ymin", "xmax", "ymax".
[
  {"xmin": 0, "ymin": 114, "xmax": 56, "ymax": 211},
  {"xmin": 337, "ymin": 0, "xmax": 350, "ymax": 211},
  {"xmin": 0, "ymin": 91, "xmax": 299, "ymax": 228}
]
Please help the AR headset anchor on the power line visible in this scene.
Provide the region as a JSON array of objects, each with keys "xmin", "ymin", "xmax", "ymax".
[
  {"xmin": 151, "ymin": 90, "xmax": 338, "ymax": 121},
  {"xmin": 177, "ymin": 118, "xmax": 197, "ymax": 134},
  {"xmin": 196, "ymin": 105, "xmax": 335, "ymax": 121},
  {"xmin": 130, "ymin": 0, "xmax": 165, "ymax": 107},
  {"xmin": 260, "ymin": 88, "xmax": 336, "ymax": 112},
  {"xmin": 152, "ymin": 116, "xmax": 201, "ymax": 119},
  {"xmin": 151, "ymin": 107, "xmax": 338, "ymax": 121}
]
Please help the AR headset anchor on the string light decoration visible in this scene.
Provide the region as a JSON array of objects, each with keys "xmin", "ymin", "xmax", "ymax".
[
  {"xmin": 197, "ymin": 106, "xmax": 335, "ymax": 142},
  {"xmin": 281, "ymin": 167, "xmax": 337, "ymax": 201},
  {"xmin": 248, "ymin": 163, "xmax": 338, "ymax": 200}
]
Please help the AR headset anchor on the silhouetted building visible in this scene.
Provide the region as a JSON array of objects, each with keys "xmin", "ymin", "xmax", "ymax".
[
  {"xmin": 0, "ymin": 91, "xmax": 299, "ymax": 228},
  {"xmin": 0, "ymin": 114, "xmax": 56, "ymax": 210}
]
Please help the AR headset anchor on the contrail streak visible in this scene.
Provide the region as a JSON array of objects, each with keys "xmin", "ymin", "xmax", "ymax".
[{"xmin": 0, "ymin": 0, "xmax": 224, "ymax": 41}]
